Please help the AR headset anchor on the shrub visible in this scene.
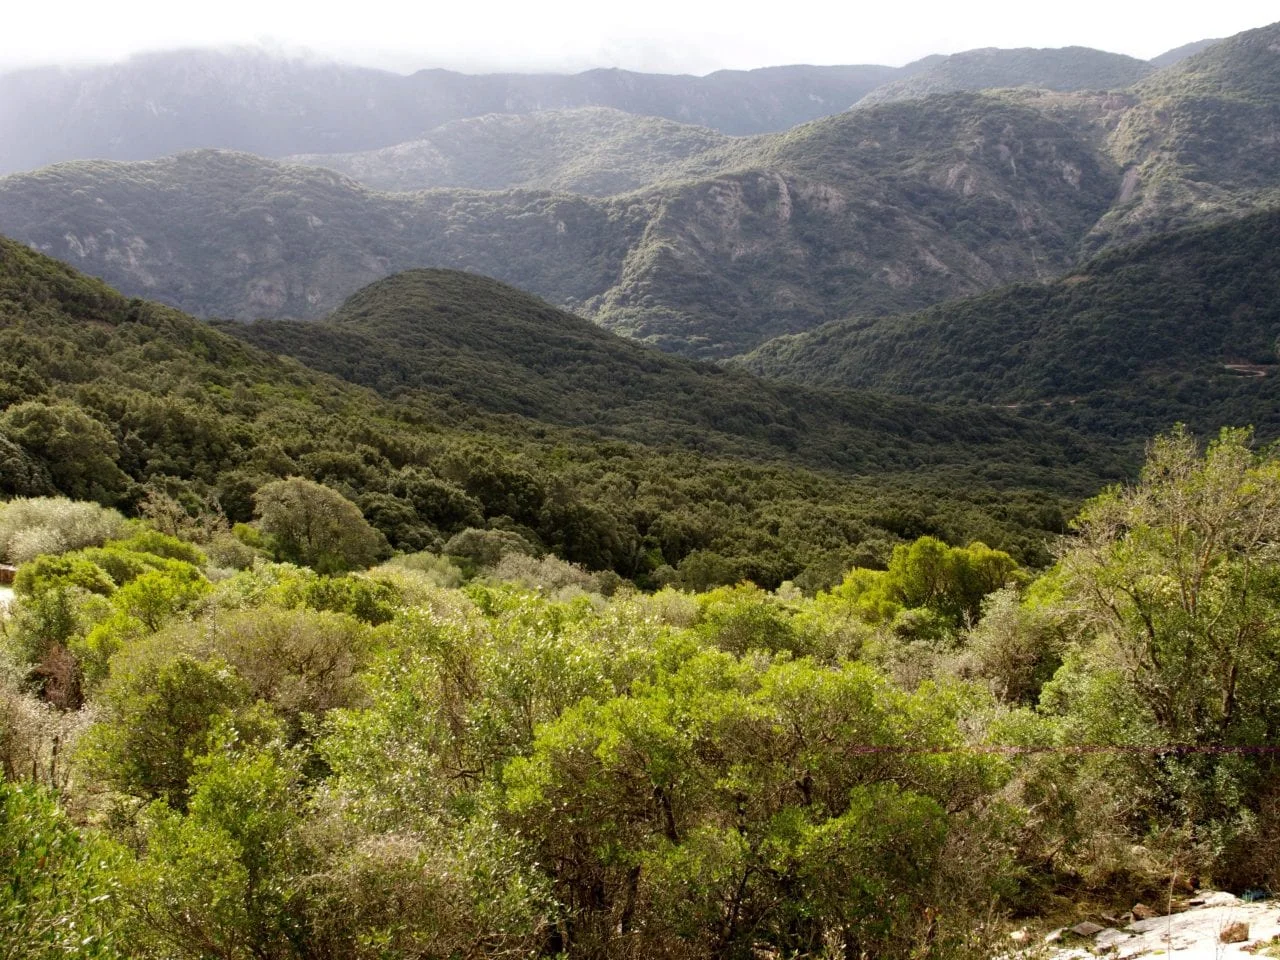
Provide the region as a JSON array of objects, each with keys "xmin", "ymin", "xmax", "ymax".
[{"xmin": 0, "ymin": 497, "xmax": 126, "ymax": 564}]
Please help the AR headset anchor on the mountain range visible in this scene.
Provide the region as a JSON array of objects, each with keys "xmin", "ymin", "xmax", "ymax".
[
  {"xmin": 0, "ymin": 25, "xmax": 1273, "ymax": 361},
  {"xmin": 0, "ymin": 49, "xmax": 909, "ymax": 175},
  {"xmin": 1, "ymin": 38, "xmax": 1212, "ymax": 178},
  {"xmin": 0, "ymin": 92, "xmax": 1121, "ymax": 357}
]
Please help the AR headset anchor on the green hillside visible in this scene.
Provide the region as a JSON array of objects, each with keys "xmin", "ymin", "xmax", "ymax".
[
  {"xmin": 0, "ymin": 234, "xmax": 1114, "ymax": 579},
  {"xmin": 287, "ymin": 108, "xmax": 737, "ymax": 195},
  {"xmin": 221, "ymin": 267, "xmax": 1109, "ymax": 481},
  {"xmin": 740, "ymin": 208, "xmax": 1280, "ymax": 441},
  {"xmin": 1086, "ymin": 21, "xmax": 1280, "ymax": 252},
  {"xmin": 855, "ymin": 46, "xmax": 1155, "ymax": 106}
]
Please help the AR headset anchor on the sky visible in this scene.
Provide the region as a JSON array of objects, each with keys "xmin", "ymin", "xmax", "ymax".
[{"xmin": 2, "ymin": 0, "xmax": 1276, "ymax": 75}]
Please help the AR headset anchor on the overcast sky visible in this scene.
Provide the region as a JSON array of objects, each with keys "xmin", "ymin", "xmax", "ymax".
[{"xmin": 3, "ymin": 0, "xmax": 1276, "ymax": 75}]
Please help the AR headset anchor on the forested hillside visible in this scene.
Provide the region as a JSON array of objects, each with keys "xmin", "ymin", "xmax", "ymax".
[
  {"xmin": 740, "ymin": 208, "xmax": 1280, "ymax": 440},
  {"xmin": 217, "ymin": 262, "xmax": 1105, "ymax": 476},
  {"xmin": 0, "ymin": 235, "xmax": 1110, "ymax": 585}
]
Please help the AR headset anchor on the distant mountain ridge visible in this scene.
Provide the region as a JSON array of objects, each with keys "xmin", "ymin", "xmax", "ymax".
[
  {"xmin": 285, "ymin": 108, "xmax": 736, "ymax": 196},
  {"xmin": 1149, "ymin": 38, "xmax": 1223, "ymax": 68},
  {"xmin": 0, "ymin": 91, "xmax": 1118, "ymax": 358},
  {"xmin": 855, "ymin": 46, "xmax": 1155, "ymax": 106},
  {"xmin": 0, "ymin": 48, "xmax": 904, "ymax": 175},
  {"xmin": 0, "ymin": 37, "xmax": 1194, "ymax": 177}
]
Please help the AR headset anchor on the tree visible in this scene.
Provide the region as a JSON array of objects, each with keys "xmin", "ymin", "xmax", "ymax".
[
  {"xmin": 1053, "ymin": 427, "xmax": 1280, "ymax": 745},
  {"xmin": 1043, "ymin": 427, "xmax": 1280, "ymax": 884},
  {"xmin": 82, "ymin": 649, "xmax": 249, "ymax": 808},
  {"xmin": 0, "ymin": 402, "xmax": 129, "ymax": 503},
  {"xmin": 253, "ymin": 478, "xmax": 387, "ymax": 574},
  {"xmin": 128, "ymin": 742, "xmax": 309, "ymax": 960}
]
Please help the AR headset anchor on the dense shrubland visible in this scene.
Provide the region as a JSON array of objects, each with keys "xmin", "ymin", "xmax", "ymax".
[{"xmin": 3, "ymin": 426, "xmax": 1278, "ymax": 959}]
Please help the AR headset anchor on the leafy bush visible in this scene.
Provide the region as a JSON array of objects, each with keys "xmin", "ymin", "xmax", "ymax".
[
  {"xmin": 0, "ymin": 497, "xmax": 126, "ymax": 564},
  {"xmin": 0, "ymin": 781, "xmax": 126, "ymax": 959}
]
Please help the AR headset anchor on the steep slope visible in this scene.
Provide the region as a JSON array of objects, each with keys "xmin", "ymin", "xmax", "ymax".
[
  {"xmin": 286, "ymin": 108, "xmax": 736, "ymax": 195},
  {"xmin": 855, "ymin": 46, "xmax": 1155, "ymax": 106},
  {"xmin": 0, "ymin": 234, "xmax": 1115, "ymax": 576},
  {"xmin": 592, "ymin": 93, "xmax": 1117, "ymax": 354},
  {"xmin": 0, "ymin": 49, "xmax": 901, "ymax": 175},
  {"xmin": 219, "ymin": 267, "xmax": 1110, "ymax": 482},
  {"xmin": 1149, "ymin": 38, "xmax": 1223, "ymax": 68},
  {"xmin": 740, "ymin": 209, "xmax": 1280, "ymax": 441},
  {"xmin": 0, "ymin": 92, "xmax": 1119, "ymax": 358},
  {"xmin": 1086, "ymin": 21, "xmax": 1280, "ymax": 252},
  {"xmin": 0, "ymin": 150, "xmax": 650, "ymax": 323}
]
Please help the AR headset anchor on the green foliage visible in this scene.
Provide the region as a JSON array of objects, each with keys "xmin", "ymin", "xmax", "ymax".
[
  {"xmin": 82, "ymin": 645, "xmax": 251, "ymax": 808},
  {"xmin": 0, "ymin": 781, "xmax": 126, "ymax": 959},
  {"xmin": 127, "ymin": 740, "xmax": 309, "ymax": 960},
  {"xmin": 1037, "ymin": 427, "xmax": 1280, "ymax": 887},
  {"xmin": 0, "ymin": 402, "xmax": 130, "ymax": 503},
  {"xmin": 253, "ymin": 477, "xmax": 389, "ymax": 574},
  {"xmin": 443, "ymin": 526, "xmax": 539, "ymax": 572},
  {"xmin": 0, "ymin": 232, "xmax": 1107, "ymax": 586},
  {"xmin": 504, "ymin": 652, "xmax": 1007, "ymax": 957},
  {"xmin": 826, "ymin": 535, "xmax": 1024, "ymax": 628},
  {"xmin": 0, "ymin": 497, "xmax": 126, "ymax": 564}
]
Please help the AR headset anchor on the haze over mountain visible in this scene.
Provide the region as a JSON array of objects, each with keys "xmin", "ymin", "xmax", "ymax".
[
  {"xmin": 0, "ymin": 33, "xmax": 1215, "ymax": 178},
  {"xmin": 1149, "ymin": 37, "xmax": 1223, "ymax": 68},
  {"xmin": 0, "ymin": 48, "xmax": 906, "ymax": 175},
  {"xmin": 854, "ymin": 46, "xmax": 1155, "ymax": 106}
]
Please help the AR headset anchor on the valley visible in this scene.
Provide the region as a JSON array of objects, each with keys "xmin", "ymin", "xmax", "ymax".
[{"xmin": 3, "ymin": 16, "xmax": 1280, "ymax": 960}]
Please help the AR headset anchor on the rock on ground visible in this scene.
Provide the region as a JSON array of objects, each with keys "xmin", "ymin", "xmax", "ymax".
[{"xmin": 1043, "ymin": 892, "xmax": 1279, "ymax": 960}]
